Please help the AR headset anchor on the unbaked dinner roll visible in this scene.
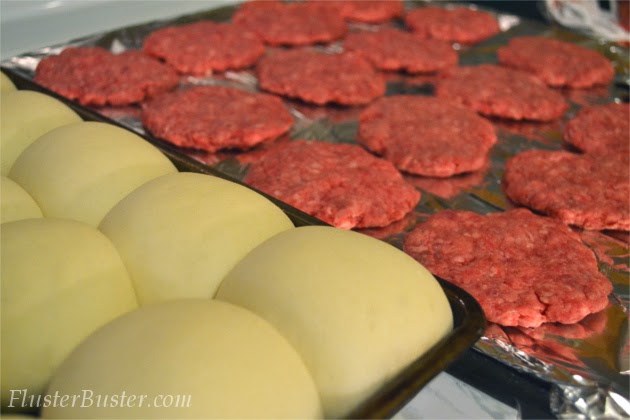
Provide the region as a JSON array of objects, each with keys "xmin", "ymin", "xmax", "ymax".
[
  {"xmin": 1, "ymin": 218, "xmax": 137, "ymax": 410},
  {"xmin": 1, "ymin": 71, "xmax": 16, "ymax": 92},
  {"xmin": 43, "ymin": 300, "xmax": 322, "ymax": 419},
  {"xmin": 1, "ymin": 176, "xmax": 42, "ymax": 224},
  {"xmin": 216, "ymin": 226, "xmax": 453, "ymax": 418},
  {"xmin": 9, "ymin": 121, "xmax": 177, "ymax": 227},
  {"xmin": 99, "ymin": 172, "xmax": 294, "ymax": 305},
  {"xmin": 1, "ymin": 90, "xmax": 81, "ymax": 175}
]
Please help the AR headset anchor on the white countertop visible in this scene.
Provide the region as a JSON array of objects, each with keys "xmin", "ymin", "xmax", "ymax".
[{"xmin": 0, "ymin": 1, "xmax": 520, "ymax": 418}]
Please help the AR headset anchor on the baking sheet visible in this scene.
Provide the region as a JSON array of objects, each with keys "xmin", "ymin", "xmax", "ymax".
[{"xmin": 2, "ymin": 0, "xmax": 629, "ymax": 416}]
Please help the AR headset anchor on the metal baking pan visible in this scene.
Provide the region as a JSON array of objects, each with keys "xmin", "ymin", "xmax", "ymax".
[{"xmin": 2, "ymin": 0, "xmax": 628, "ymax": 417}]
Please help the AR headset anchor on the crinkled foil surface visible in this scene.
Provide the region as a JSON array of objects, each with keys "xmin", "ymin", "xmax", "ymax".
[{"xmin": 3, "ymin": 1, "xmax": 629, "ymax": 417}]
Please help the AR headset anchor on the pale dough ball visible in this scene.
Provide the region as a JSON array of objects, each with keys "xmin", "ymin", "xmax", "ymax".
[
  {"xmin": 217, "ymin": 226, "xmax": 453, "ymax": 418},
  {"xmin": 43, "ymin": 299, "xmax": 322, "ymax": 419},
  {"xmin": 9, "ymin": 121, "xmax": 177, "ymax": 227},
  {"xmin": 1, "ymin": 71, "xmax": 16, "ymax": 92},
  {"xmin": 99, "ymin": 172, "xmax": 294, "ymax": 305},
  {"xmin": 1, "ymin": 90, "xmax": 80, "ymax": 175},
  {"xmin": 1, "ymin": 218, "xmax": 138, "ymax": 409},
  {"xmin": 1, "ymin": 176, "xmax": 42, "ymax": 223}
]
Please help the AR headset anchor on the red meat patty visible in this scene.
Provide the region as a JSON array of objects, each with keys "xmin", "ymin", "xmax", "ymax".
[
  {"xmin": 34, "ymin": 47, "xmax": 179, "ymax": 106},
  {"xmin": 435, "ymin": 64, "xmax": 568, "ymax": 121},
  {"xmin": 504, "ymin": 149, "xmax": 630, "ymax": 231},
  {"xmin": 358, "ymin": 95, "xmax": 497, "ymax": 176},
  {"xmin": 232, "ymin": 1, "xmax": 346, "ymax": 46},
  {"xmin": 343, "ymin": 28, "xmax": 457, "ymax": 73},
  {"xmin": 404, "ymin": 6, "xmax": 500, "ymax": 44},
  {"xmin": 257, "ymin": 49, "xmax": 385, "ymax": 105},
  {"xmin": 403, "ymin": 208, "xmax": 613, "ymax": 327},
  {"xmin": 141, "ymin": 85, "xmax": 293, "ymax": 152},
  {"xmin": 143, "ymin": 21, "xmax": 264, "ymax": 75},
  {"xmin": 244, "ymin": 140, "xmax": 421, "ymax": 229},
  {"xmin": 497, "ymin": 36, "xmax": 614, "ymax": 89},
  {"xmin": 564, "ymin": 102, "xmax": 630, "ymax": 155}
]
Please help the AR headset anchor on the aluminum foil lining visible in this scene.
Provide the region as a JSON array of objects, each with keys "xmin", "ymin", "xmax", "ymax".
[
  {"xmin": 551, "ymin": 382, "xmax": 630, "ymax": 419},
  {"xmin": 540, "ymin": 0, "xmax": 630, "ymax": 44},
  {"xmin": 2, "ymin": 1, "xmax": 629, "ymax": 417}
]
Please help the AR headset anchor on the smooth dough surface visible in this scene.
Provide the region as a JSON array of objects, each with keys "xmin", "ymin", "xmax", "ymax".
[
  {"xmin": 1, "ymin": 90, "xmax": 81, "ymax": 175},
  {"xmin": 99, "ymin": 172, "xmax": 294, "ymax": 305},
  {"xmin": 1, "ymin": 218, "xmax": 137, "ymax": 408},
  {"xmin": 1, "ymin": 72, "xmax": 16, "ymax": 92},
  {"xmin": 217, "ymin": 226, "xmax": 453, "ymax": 418},
  {"xmin": 43, "ymin": 299, "xmax": 322, "ymax": 419},
  {"xmin": 9, "ymin": 121, "xmax": 177, "ymax": 226},
  {"xmin": 1, "ymin": 176, "xmax": 43, "ymax": 223}
]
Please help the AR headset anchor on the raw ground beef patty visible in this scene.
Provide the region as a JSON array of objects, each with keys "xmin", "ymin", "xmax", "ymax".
[
  {"xmin": 403, "ymin": 209, "xmax": 612, "ymax": 327},
  {"xmin": 244, "ymin": 140, "xmax": 420, "ymax": 229},
  {"xmin": 232, "ymin": 1, "xmax": 346, "ymax": 46},
  {"xmin": 257, "ymin": 49, "xmax": 385, "ymax": 105},
  {"xmin": 504, "ymin": 149, "xmax": 630, "ymax": 231},
  {"xmin": 564, "ymin": 102, "xmax": 630, "ymax": 155},
  {"xmin": 143, "ymin": 21, "xmax": 264, "ymax": 75},
  {"xmin": 324, "ymin": 0, "xmax": 404, "ymax": 23},
  {"xmin": 141, "ymin": 85, "xmax": 293, "ymax": 152},
  {"xmin": 358, "ymin": 96, "xmax": 496, "ymax": 177},
  {"xmin": 435, "ymin": 64, "xmax": 568, "ymax": 121},
  {"xmin": 34, "ymin": 47, "xmax": 179, "ymax": 106},
  {"xmin": 498, "ymin": 36, "xmax": 614, "ymax": 89},
  {"xmin": 343, "ymin": 28, "xmax": 457, "ymax": 74},
  {"xmin": 404, "ymin": 6, "xmax": 500, "ymax": 44}
]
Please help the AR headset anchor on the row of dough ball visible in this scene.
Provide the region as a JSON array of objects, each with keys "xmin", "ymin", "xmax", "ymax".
[
  {"xmin": 0, "ymin": 83, "xmax": 301, "ymax": 417},
  {"xmin": 1, "ymin": 79, "xmax": 308, "ymax": 417},
  {"xmin": 4, "ymin": 181, "xmax": 452, "ymax": 418},
  {"xmin": 1, "ymin": 78, "xmax": 453, "ymax": 418}
]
